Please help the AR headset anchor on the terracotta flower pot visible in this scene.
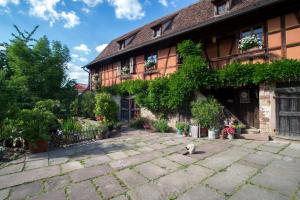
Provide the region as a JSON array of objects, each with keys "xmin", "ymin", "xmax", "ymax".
[
  {"xmin": 200, "ymin": 128, "xmax": 208, "ymax": 137},
  {"xmin": 28, "ymin": 140, "xmax": 48, "ymax": 154}
]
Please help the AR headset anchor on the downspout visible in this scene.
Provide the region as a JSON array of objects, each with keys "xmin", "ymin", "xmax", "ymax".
[{"xmin": 82, "ymin": 66, "xmax": 91, "ymax": 90}]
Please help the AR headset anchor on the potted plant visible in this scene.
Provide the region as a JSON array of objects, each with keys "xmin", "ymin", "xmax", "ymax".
[
  {"xmin": 153, "ymin": 119, "xmax": 169, "ymax": 133},
  {"xmin": 183, "ymin": 123, "xmax": 190, "ymax": 136},
  {"xmin": 235, "ymin": 124, "xmax": 246, "ymax": 135},
  {"xmin": 17, "ymin": 109, "xmax": 58, "ymax": 153},
  {"xmin": 191, "ymin": 98, "xmax": 223, "ymax": 140},
  {"xmin": 175, "ymin": 122, "xmax": 185, "ymax": 135}
]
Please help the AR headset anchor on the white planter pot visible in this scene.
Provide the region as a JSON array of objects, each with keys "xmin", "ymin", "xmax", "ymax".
[
  {"xmin": 228, "ymin": 134, "xmax": 234, "ymax": 140},
  {"xmin": 208, "ymin": 129, "xmax": 217, "ymax": 140},
  {"xmin": 189, "ymin": 125, "xmax": 199, "ymax": 138}
]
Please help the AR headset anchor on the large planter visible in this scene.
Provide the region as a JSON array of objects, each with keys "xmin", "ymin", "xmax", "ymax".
[
  {"xmin": 189, "ymin": 125, "xmax": 199, "ymax": 138},
  {"xmin": 200, "ymin": 128, "xmax": 208, "ymax": 137},
  {"xmin": 28, "ymin": 140, "xmax": 48, "ymax": 154},
  {"xmin": 177, "ymin": 129, "xmax": 183, "ymax": 135},
  {"xmin": 228, "ymin": 134, "xmax": 234, "ymax": 140},
  {"xmin": 208, "ymin": 129, "xmax": 218, "ymax": 140}
]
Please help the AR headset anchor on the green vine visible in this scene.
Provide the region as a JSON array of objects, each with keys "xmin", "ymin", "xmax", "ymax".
[{"xmin": 99, "ymin": 40, "xmax": 300, "ymax": 115}]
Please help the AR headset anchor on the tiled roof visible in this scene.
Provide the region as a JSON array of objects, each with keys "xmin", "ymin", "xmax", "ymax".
[{"xmin": 87, "ymin": 0, "xmax": 280, "ymax": 67}]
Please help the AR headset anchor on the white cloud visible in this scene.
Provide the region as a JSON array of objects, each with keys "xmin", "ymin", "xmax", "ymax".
[
  {"xmin": 67, "ymin": 62, "xmax": 88, "ymax": 83},
  {"xmin": 0, "ymin": 0, "xmax": 19, "ymax": 7},
  {"xmin": 71, "ymin": 54, "xmax": 79, "ymax": 58},
  {"xmin": 95, "ymin": 43, "xmax": 108, "ymax": 53},
  {"xmin": 79, "ymin": 57, "xmax": 88, "ymax": 62},
  {"xmin": 74, "ymin": 44, "xmax": 91, "ymax": 54},
  {"xmin": 158, "ymin": 0, "xmax": 168, "ymax": 7},
  {"xmin": 27, "ymin": 0, "xmax": 80, "ymax": 28},
  {"xmin": 107, "ymin": 0, "xmax": 145, "ymax": 20},
  {"xmin": 81, "ymin": 7, "xmax": 90, "ymax": 13},
  {"xmin": 74, "ymin": 0, "xmax": 103, "ymax": 7},
  {"xmin": 61, "ymin": 11, "xmax": 80, "ymax": 28}
]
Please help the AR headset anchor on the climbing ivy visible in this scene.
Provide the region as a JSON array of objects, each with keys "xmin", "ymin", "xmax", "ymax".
[{"xmin": 100, "ymin": 40, "xmax": 300, "ymax": 115}]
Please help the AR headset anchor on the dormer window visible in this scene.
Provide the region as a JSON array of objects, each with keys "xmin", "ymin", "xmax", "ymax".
[
  {"xmin": 152, "ymin": 16, "xmax": 175, "ymax": 38},
  {"xmin": 213, "ymin": 0, "xmax": 230, "ymax": 16},
  {"xmin": 118, "ymin": 33, "xmax": 137, "ymax": 50},
  {"xmin": 119, "ymin": 40, "xmax": 125, "ymax": 50},
  {"xmin": 216, "ymin": 2, "xmax": 226, "ymax": 15},
  {"xmin": 153, "ymin": 25, "xmax": 162, "ymax": 38}
]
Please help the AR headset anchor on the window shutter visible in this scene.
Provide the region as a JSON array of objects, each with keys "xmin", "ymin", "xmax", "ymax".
[
  {"xmin": 129, "ymin": 57, "xmax": 135, "ymax": 74},
  {"xmin": 117, "ymin": 62, "xmax": 121, "ymax": 75}
]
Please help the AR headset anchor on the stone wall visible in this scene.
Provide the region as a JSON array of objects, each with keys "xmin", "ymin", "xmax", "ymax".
[{"xmin": 259, "ymin": 84, "xmax": 276, "ymax": 135}]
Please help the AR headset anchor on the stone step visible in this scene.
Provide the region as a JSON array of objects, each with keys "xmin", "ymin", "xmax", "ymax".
[
  {"xmin": 242, "ymin": 128, "xmax": 260, "ymax": 134},
  {"xmin": 238, "ymin": 133, "xmax": 270, "ymax": 141}
]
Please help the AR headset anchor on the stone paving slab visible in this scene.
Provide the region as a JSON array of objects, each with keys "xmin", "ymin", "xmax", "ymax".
[
  {"xmin": 151, "ymin": 157, "xmax": 181, "ymax": 172},
  {"xmin": 69, "ymin": 164, "xmax": 113, "ymax": 183},
  {"xmin": 134, "ymin": 162, "xmax": 168, "ymax": 180},
  {"xmin": 199, "ymin": 149, "xmax": 249, "ymax": 171},
  {"xmin": 31, "ymin": 189, "xmax": 66, "ymax": 200},
  {"xmin": 25, "ymin": 159, "xmax": 49, "ymax": 170},
  {"xmin": 10, "ymin": 181, "xmax": 43, "ymax": 200},
  {"xmin": 251, "ymin": 159, "xmax": 300, "ymax": 196},
  {"xmin": 69, "ymin": 181, "xmax": 100, "ymax": 200},
  {"xmin": 115, "ymin": 169, "xmax": 148, "ymax": 189},
  {"xmin": 229, "ymin": 184, "xmax": 289, "ymax": 200},
  {"xmin": 94, "ymin": 175, "xmax": 126, "ymax": 199},
  {"xmin": 0, "ymin": 163, "xmax": 24, "ymax": 176},
  {"xmin": 45, "ymin": 174, "xmax": 71, "ymax": 192},
  {"xmin": 0, "ymin": 165, "xmax": 60, "ymax": 189},
  {"xmin": 108, "ymin": 151, "xmax": 128, "ymax": 160},
  {"xmin": 177, "ymin": 185, "xmax": 225, "ymax": 200},
  {"xmin": 156, "ymin": 165, "xmax": 214, "ymax": 197},
  {"xmin": 1, "ymin": 132, "xmax": 300, "ymax": 200},
  {"xmin": 84, "ymin": 155, "xmax": 111, "ymax": 167},
  {"xmin": 205, "ymin": 163, "xmax": 257, "ymax": 195},
  {"xmin": 0, "ymin": 189, "xmax": 9, "ymax": 200},
  {"xmin": 166, "ymin": 153, "xmax": 197, "ymax": 166},
  {"xmin": 279, "ymin": 143, "xmax": 300, "ymax": 158},
  {"xmin": 109, "ymin": 151, "xmax": 163, "ymax": 170},
  {"xmin": 61, "ymin": 161, "xmax": 83, "ymax": 173}
]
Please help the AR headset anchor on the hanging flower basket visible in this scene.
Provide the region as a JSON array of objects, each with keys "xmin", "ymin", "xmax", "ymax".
[{"xmin": 239, "ymin": 34, "xmax": 263, "ymax": 51}]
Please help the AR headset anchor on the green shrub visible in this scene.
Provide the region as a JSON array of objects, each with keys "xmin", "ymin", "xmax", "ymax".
[
  {"xmin": 81, "ymin": 91, "xmax": 95, "ymax": 118},
  {"xmin": 191, "ymin": 98, "xmax": 223, "ymax": 130},
  {"xmin": 35, "ymin": 99, "xmax": 61, "ymax": 116},
  {"xmin": 129, "ymin": 117, "xmax": 146, "ymax": 129},
  {"xmin": 153, "ymin": 119, "xmax": 169, "ymax": 133},
  {"xmin": 94, "ymin": 92, "xmax": 119, "ymax": 122},
  {"xmin": 175, "ymin": 122, "xmax": 189, "ymax": 131},
  {"xmin": 60, "ymin": 118, "xmax": 82, "ymax": 135},
  {"xmin": 17, "ymin": 109, "xmax": 57, "ymax": 144}
]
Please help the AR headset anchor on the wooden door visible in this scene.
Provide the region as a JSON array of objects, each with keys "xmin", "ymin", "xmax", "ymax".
[
  {"xmin": 120, "ymin": 97, "xmax": 129, "ymax": 121},
  {"xmin": 276, "ymin": 87, "xmax": 300, "ymax": 138},
  {"xmin": 120, "ymin": 96, "xmax": 140, "ymax": 121}
]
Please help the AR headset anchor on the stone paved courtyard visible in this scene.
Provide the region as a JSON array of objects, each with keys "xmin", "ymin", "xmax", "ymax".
[{"xmin": 0, "ymin": 130, "xmax": 300, "ymax": 200}]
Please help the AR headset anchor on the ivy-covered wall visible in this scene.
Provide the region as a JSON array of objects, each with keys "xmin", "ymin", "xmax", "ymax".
[{"xmin": 100, "ymin": 40, "xmax": 300, "ymax": 119}]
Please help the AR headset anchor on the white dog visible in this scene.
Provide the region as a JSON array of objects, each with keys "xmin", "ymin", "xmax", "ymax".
[{"xmin": 184, "ymin": 143, "xmax": 196, "ymax": 155}]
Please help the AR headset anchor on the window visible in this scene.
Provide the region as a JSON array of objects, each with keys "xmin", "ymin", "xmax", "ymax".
[
  {"xmin": 241, "ymin": 26, "xmax": 263, "ymax": 41},
  {"xmin": 118, "ymin": 33, "xmax": 137, "ymax": 50},
  {"xmin": 145, "ymin": 53, "xmax": 158, "ymax": 70},
  {"xmin": 216, "ymin": 2, "xmax": 227, "ymax": 15},
  {"xmin": 152, "ymin": 17, "xmax": 175, "ymax": 38},
  {"xmin": 121, "ymin": 57, "xmax": 135, "ymax": 74},
  {"xmin": 153, "ymin": 26, "xmax": 162, "ymax": 38}
]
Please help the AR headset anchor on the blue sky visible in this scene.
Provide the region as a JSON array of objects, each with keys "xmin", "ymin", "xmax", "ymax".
[{"xmin": 0, "ymin": 0, "xmax": 197, "ymax": 84}]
